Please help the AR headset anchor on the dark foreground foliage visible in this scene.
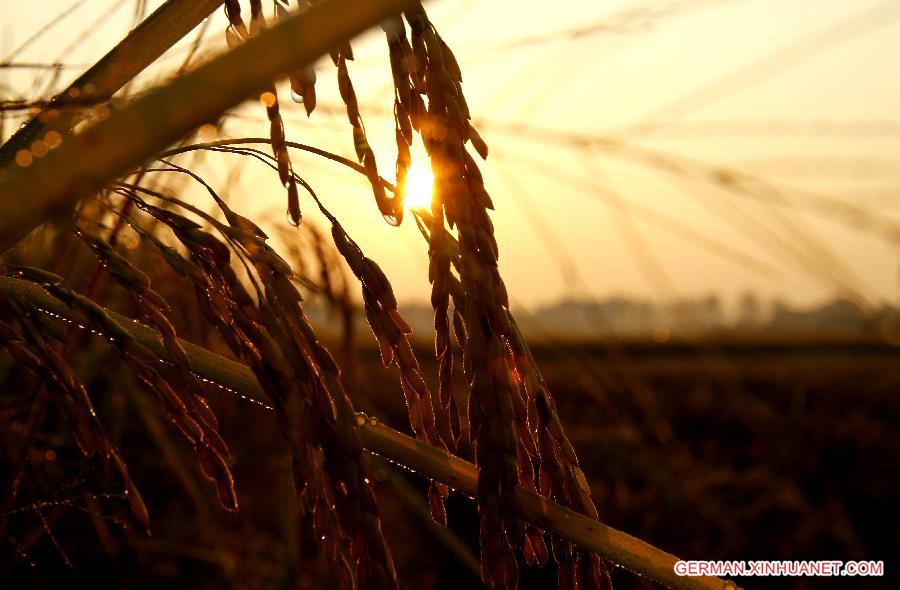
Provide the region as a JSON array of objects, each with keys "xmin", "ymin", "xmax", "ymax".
[{"xmin": 3, "ymin": 338, "xmax": 897, "ymax": 589}]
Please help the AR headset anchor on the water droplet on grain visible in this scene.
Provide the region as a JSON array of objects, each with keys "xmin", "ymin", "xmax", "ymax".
[
  {"xmin": 290, "ymin": 90, "xmax": 304, "ymax": 104},
  {"xmin": 285, "ymin": 212, "xmax": 301, "ymax": 227},
  {"xmin": 382, "ymin": 213, "xmax": 400, "ymax": 226}
]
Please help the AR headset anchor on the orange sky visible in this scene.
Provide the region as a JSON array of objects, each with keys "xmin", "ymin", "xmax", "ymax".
[{"xmin": 3, "ymin": 0, "xmax": 900, "ymax": 311}]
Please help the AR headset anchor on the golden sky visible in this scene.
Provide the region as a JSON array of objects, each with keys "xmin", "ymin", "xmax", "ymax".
[{"xmin": 3, "ymin": 0, "xmax": 900, "ymax": 311}]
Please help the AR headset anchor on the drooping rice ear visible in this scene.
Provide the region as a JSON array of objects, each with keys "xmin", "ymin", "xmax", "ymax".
[
  {"xmin": 63, "ymin": 218, "xmax": 241, "ymax": 512},
  {"xmin": 330, "ymin": 218, "xmax": 452, "ymax": 517},
  {"xmin": 0, "ymin": 295, "xmax": 151, "ymax": 532},
  {"xmin": 126, "ymin": 180, "xmax": 400, "ymax": 589},
  {"xmin": 221, "ymin": 2, "xmax": 304, "ymax": 228},
  {"xmin": 401, "ymin": 5, "xmax": 613, "ymax": 587},
  {"xmin": 260, "ymin": 86, "xmax": 303, "ymax": 227},
  {"xmin": 288, "ymin": 65, "xmax": 317, "ymax": 116},
  {"xmin": 332, "ymin": 44, "xmax": 400, "ymax": 224}
]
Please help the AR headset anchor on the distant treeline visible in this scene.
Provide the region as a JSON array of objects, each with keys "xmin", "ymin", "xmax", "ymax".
[{"xmin": 304, "ymin": 294, "xmax": 900, "ymax": 342}]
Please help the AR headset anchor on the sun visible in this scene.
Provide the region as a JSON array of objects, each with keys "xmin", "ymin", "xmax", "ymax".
[{"xmin": 402, "ymin": 158, "xmax": 435, "ymax": 211}]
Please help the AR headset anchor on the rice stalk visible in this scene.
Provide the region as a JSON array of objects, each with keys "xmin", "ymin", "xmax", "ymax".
[
  {"xmin": 0, "ymin": 273, "xmax": 736, "ymax": 590},
  {"xmin": 0, "ymin": 0, "xmax": 416, "ymax": 251},
  {"xmin": 0, "ymin": 3, "xmax": 739, "ymax": 589},
  {"xmin": 0, "ymin": 0, "xmax": 225, "ymax": 166},
  {"xmin": 110, "ymin": 179, "xmax": 398, "ymax": 588}
]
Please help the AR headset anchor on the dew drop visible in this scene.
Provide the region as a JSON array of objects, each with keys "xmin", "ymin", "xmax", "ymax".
[
  {"xmin": 285, "ymin": 211, "xmax": 301, "ymax": 227},
  {"xmin": 382, "ymin": 213, "xmax": 400, "ymax": 227},
  {"xmin": 290, "ymin": 90, "xmax": 304, "ymax": 104}
]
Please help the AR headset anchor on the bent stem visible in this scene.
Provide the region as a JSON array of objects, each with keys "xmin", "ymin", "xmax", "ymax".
[{"xmin": 0, "ymin": 275, "xmax": 735, "ymax": 590}]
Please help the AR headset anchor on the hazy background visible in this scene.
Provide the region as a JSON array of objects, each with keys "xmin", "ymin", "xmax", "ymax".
[{"xmin": 4, "ymin": 0, "xmax": 900, "ymax": 316}]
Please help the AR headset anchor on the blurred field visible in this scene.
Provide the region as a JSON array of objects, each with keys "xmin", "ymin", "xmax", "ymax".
[
  {"xmin": 356, "ymin": 339, "xmax": 900, "ymax": 589},
  {"xmin": 540, "ymin": 340, "xmax": 898, "ymax": 590},
  {"xmin": 6, "ymin": 332, "xmax": 895, "ymax": 589}
]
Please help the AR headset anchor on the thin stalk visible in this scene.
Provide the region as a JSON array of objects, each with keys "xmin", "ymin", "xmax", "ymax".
[
  {"xmin": 0, "ymin": 0, "xmax": 415, "ymax": 252},
  {"xmin": 0, "ymin": 275, "xmax": 736, "ymax": 590},
  {"xmin": 0, "ymin": 0, "xmax": 225, "ymax": 165}
]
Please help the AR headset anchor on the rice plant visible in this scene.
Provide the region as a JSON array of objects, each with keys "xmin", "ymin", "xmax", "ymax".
[{"xmin": 0, "ymin": 2, "xmax": 733, "ymax": 589}]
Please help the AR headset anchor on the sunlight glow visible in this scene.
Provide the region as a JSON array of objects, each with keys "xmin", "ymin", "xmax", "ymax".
[{"xmin": 403, "ymin": 158, "xmax": 435, "ymax": 211}]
